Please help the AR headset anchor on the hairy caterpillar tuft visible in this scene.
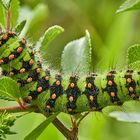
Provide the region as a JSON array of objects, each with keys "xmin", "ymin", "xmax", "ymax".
[{"xmin": 0, "ymin": 31, "xmax": 140, "ymax": 115}]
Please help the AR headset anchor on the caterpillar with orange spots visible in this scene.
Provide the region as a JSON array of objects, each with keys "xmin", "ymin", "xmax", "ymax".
[{"xmin": 0, "ymin": 31, "xmax": 140, "ymax": 114}]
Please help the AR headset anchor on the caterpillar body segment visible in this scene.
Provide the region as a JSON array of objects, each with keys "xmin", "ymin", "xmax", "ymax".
[{"xmin": 0, "ymin": 32, "xmax": 140, "ymax": 114}]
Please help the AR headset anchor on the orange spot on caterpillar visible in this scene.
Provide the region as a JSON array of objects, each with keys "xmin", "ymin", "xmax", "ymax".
[
  {"xmin": 70, "ymin": 83, "xmax": 75, "ymax": 88},
  {"xmin": 56, "ymin": 80, "xmax": 61, "ymax": 86},
  {"xmin": 129, "ymin": 87, "xmax": 134, "ymax": 92},
  {"xmin": 17, "ymin": 47, "xmax": 23, "ymax": 53},
  {"xmin": 110, "ymin": 92, "xmax": 115, "ymax": 97},
  {"xmin": 27, "ymin": 77, "xmax": 32, "ymax": 83},
  {"xmin": 8, "ymin": 54, "xmax": 15, "ymax": 60},
  {"xmin": 89, "ymin": 95, "xmax": 94, "ymax": 101},
  {"xmin": 28, "ymin": 96, "xmax": 32, "ymax": 100},
  {"xmin": 127, "ymin": 78, "xmax": 132, "ymax": 83},
  {"xmin": 9, "ymin": 72, "xmax": 14, "ymax": 76},
  {"xmin": 29, "ymin": 59, "xmax": 34, "ymax": 65},
  {"xmin": 68, "ymin": 108, "xmax": 72, "ymax": 112},
  {"xmin": 17, "ymin": 82, "xmax": 21, "ymax": 87},
  {"xmin": 21, "ymin": 38, "xmax": 26, "ymax": 45},
  {"xmin": 125, "ymin": 72, "xmax": 131, "ymax": 76},
  {"xmin": 20, "ymin": 68, "xmax": 26, "ymax": 73},
  {"xmin": 45, "ymin": 76, "xmax": 49, "ymax": 81},
  {"xmin": 69, "ymin": 96, "xmax": 74, "ymax": 102},
  {"xmin": 51, "ymin": 93, "xmax": 57, "ymax": 99},
  {"xmin": 46, "ymin": 105, "xmax": 51, "ymax": 109},
  {"xmin": 8, "ymin": 31, "xmax": 14, "ymax": 35},
  {"xmin": 108, "ymin": 80, "xmax": 113, "ymax": 86},
  {"xmin": 0, "ymin": 59, "xmax": 4, "ymax": 64},
  {"xmin": 87, "ymin": 83, "xmax": 92, "ymax": 89},
  {"xmin": 37, "ymin": 86, "xmax": 43, "ymax": 93},
  {"xmin": 36, "ymin": 68, "xmax": 41, "ymax": 73},
  {"xmin": 113, "ymin": 101, "xmax": 118, "ymax": 105},
  {"xmin": 2, "ymin": 35, "xmax": 8, "ymax": 40},
  {"xmin": 92, "ymin": 106, "xmax": 97, "ymax": 111},
  {"xmin": 107, "ymin": 73, "xmax": 112, "ymax": 77}
]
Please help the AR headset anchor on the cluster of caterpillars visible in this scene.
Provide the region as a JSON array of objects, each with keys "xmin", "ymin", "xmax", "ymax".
[{"xmin": 0, "ymin": 31, "xmax": 140, "ymax": 114}]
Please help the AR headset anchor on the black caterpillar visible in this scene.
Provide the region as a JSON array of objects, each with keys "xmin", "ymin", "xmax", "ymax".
[{"xmin": 0, "ymin": 31, "xmax": 140, "ymax": 114}]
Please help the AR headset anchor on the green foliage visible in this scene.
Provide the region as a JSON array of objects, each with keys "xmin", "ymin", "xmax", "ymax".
[
  {"xmin": 127, "ymin": 44, "xmax": 140, "ymax": 69},
  {"xmin": 25, "ymin": 4, "xmax": 48, "ymax": 41},
  {"xmin": 0, "ymin": 1, "xmax": 6, "ymax": 28},
  {"xmin": 0, "ymin": 77, "xmax": 21, "ymax": 101},
  {"xmin": 0, "ymin": 111, "xmax": 16, "ymax": 139},
  {"xmin": 24, "ymin": 113, "xmax": 59, "ymax": 140},
  {"xmin": 129, "ymin": 61, "xmax": 140, "ymax": 69},
  {"xmin": 61, "ymin": 30, "xmax": 92, "ymax": 75},
  {"xmin": 117, "ymin": 0, "xmax": 140, "ymax": 13},
  {"xmin": 15, "ymin": 20, "xmax": 26, "ymax": 34},
  {"xmin": 36, "ymin": 25, "xmax": 64, "ymax": 53},
  {"xmin": 0, "ymin": 0, "xmax": 19, "ymax": 29},
  {"xmin": 0, "ymin": 0, "xmax": 140, "ymax": 140},
  {"xmin": 0, "ymin": 0, "xmax": 11, "ymax": 9},
  {"xmin": 10, "ymin": 0, "xmax": 20, "ymax": 28},
  {"xmin": 109, "ymin": 111, "xmax": 140, "ymax": 123}
]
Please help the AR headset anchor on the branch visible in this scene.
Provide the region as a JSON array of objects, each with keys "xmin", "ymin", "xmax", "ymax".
[
  {"xmin": 0, "ymin": 104, "xmax": 37, "ymax": 113},
  {"xmin": 6, "ymin": 8, "xmax": 11, "ymax": 32},
  {"xmin": 52, "ymin": 118, "xmax": 71, "ymax": 139},
  {"xmin": 52, "ymin": 117, "xmax": 78, "ymax": 140},
  {"xmin": 0, "ymin": 104, "xmax": 79, "ymax": 140}
]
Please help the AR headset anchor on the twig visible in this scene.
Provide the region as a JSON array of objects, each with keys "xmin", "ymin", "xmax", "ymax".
[
  {"xmin": 0, "ymin": 104, "xmax": 37, "ymax": 113},
  {"xmin": 52, "ymin": 117, "xmax": 78, "ymax": 140},
  {"xmin": 71, "ymin": 118, "xmax": 78, "ymax": 140},
  {"xmin": 52, "ymin": 118, "xmax": 72, "ymax": 140},
  {"xmin": 16, "ymin": 98, "xmax": 26, "ymax": 109},
  {"xmin": 6, "ymin": 8, "xmax": 11, "ymax": 32},
  {"xmin": 0, "ymin": 105, "xmax": 79, "ymax": 140}
]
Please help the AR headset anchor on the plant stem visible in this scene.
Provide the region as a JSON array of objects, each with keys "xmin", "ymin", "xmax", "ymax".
[
  {"xmin": 52, "ymin": 118, "xmax": 71, "ymax": 139},
  {"xmin": 52, "ymin": 117, "xmax": 78, "ymax": 140},
  {"xmin": 6, "ymin": 8, "xmax": 11, "ymax": 32},
  {"xmin": 0, "ymin": 104, "xmax": 37, "ymax": 113},
  {"xmin": 0, "ymin": 105, "xmax": 79, "ymax": 139}
]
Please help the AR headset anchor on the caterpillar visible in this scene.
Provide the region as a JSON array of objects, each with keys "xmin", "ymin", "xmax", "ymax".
[{"xmin": 0, "ymin": 31, "xmax": 140, "ymax": 115}]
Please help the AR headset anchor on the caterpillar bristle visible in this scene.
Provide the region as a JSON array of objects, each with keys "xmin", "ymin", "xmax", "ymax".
[{"xmin": 0, "ymin": 31, "xmax": 140, "ymax": 115}]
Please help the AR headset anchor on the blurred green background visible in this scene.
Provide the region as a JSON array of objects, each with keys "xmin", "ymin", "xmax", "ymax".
[{"xmin": 3, "ymin": 0, "xmax": 140, "ymax": 139}]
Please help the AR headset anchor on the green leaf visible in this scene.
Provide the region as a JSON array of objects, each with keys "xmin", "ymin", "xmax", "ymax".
[
  {"xmin": 1, "ymin": 0, "xmax": 11, "ymax": 9},
  {"xmin": 0, "ymin": 77, "xmax": 20, "ymax": 101},
  {"xmin": 24, "ymin": 113, "xmax": 59, "ymax": 140},
  {"xmin": 15, "ymin": 20, "xmax": 26, "ymax": 34},
  {"xmin": 36, "ymin": 25, "xmax": 64, "ymax": 52},
  {"xmin": 10, "ymin": 0, "xmax": 20, "ymax": 28},
  {"xmin": 128, "ymin": 61, "xmax": 140, "ymax": 69},
  {"xmin": 0, "ymin": 111, "xmax": 16, "ymax": 139},
  {"xmin": 127, "ymin": 44, "xmax": 140, "ymax": 65},
  {"xmin": 61, "ymin": 30, "xmax": 92, "ymax": 75},
  {"xmin": 25, "ymin": 4, "xmax": 48, "ymax": 41},
  {"xmin": 116, "ymin": 0, "xmax": 140, "ymax": 13},
  {"xmin": 109, "ymin": 111, "xmax": 140, "ymax": 123},
  {"xmin": 0, "ymin": 1, "xmax": 6, "ymax": 28}
]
